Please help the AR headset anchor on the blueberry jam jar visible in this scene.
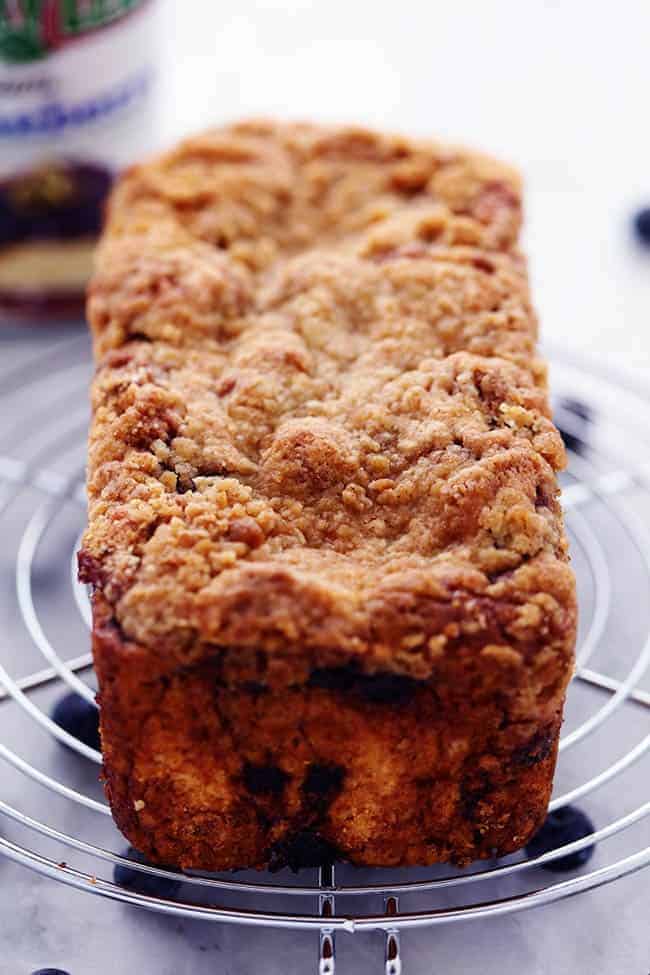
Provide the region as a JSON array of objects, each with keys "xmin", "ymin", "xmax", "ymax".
[{"xmin": 0, "ymin": 0, "xmax": 161, "ymax": 323}]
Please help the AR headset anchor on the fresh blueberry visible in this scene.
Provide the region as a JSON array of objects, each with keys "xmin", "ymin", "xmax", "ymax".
[
  {"xmin": 50, "ymin": 692, "xmax": 100, "ymax": 752},
  {"xmin": 526, "ymin": 805, "xmax": 595, "ymax": 871},
  {"xmin": 633, "ymin": 206, "xmax": 650, "ymax": 246},
  {"xmin": 31, "ymin": 970, "xmax": 71, "ymax": 975},
  {"xmin": 113, "ymin": 846, "xmax": 182, "ymax": 898}
]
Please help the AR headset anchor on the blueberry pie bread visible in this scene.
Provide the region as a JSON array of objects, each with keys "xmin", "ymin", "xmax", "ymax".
[{"xmin": 80, "ymin": 121, "xmax": 576, "ymax": 872}]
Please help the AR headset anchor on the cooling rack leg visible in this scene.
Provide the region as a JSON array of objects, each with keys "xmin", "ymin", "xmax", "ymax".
[
  {"xmin": 318, "ymin": 865, "xmax": 336, "ymax": 974},
  {"xmin": 319, "ymin": 927, "xmax": 335, "ymax": 974},
  {"xmin": 384, "ymin": 896, "xmax": 402, "ymax": 975}
]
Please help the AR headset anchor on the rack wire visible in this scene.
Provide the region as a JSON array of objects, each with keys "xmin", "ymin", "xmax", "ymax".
[{"xmin": 1, "ymin": 332, "xmax": 649, "ymax": 973}]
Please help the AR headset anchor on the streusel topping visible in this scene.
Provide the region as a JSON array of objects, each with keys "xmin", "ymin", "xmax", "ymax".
[{"xmin": 81, "ymin": 121, "xmax": 573, "ymax": 675}]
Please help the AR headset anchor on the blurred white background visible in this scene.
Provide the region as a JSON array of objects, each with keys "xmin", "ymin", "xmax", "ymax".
[{"xmin": 157, "ymin": 0, "xmax": 650, "ymax": 376}]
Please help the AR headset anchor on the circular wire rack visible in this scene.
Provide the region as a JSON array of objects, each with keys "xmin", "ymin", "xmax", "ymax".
[{"xmin": 1, "ymin": 331, "xmax": 649, "ymax": 974}]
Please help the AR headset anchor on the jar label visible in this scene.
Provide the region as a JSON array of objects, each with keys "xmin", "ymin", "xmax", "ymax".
[{"xmin": 0, "ymin": 0, "xmax": 159, "ymax": 175}]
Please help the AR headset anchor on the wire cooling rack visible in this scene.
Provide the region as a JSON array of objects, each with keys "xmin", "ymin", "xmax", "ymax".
[{"xmin": 1, "ymin": 332, "xmax": 649, "ymax": 974}]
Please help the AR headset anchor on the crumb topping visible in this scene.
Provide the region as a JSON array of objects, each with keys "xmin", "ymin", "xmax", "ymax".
[{"xmin": 82, "ymin": 121, "xmax": 575, "ymax": 675}]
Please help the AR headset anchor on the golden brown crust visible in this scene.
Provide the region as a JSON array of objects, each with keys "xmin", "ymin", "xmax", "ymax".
[
  {"xmin": 92, "ymin": 592, "xmax": 564, "ymax": 871},
  {"xmin": 82, "ymin": 120, "xmax": 576, "ymax": 870}
]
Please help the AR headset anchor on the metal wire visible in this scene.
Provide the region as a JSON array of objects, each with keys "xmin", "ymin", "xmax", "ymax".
[
  {"xmin": 17, "ymin": 482, "xmax": 97, "ymax": 706},
  {"xmin": 1, "ymin": 338, "xmax": 649, "ymax": 972}
]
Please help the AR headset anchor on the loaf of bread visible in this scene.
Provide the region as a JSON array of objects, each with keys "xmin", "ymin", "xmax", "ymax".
[{"xmin": 80, "ymin": 121, "xmax": 576, "ymax": 872}]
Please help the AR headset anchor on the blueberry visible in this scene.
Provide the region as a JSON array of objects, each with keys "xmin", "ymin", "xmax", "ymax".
[
  {"xmin": 113, "ymin": 846, "xmax": 182, "ymax": 898},
  {"xmin": 268, "ymin": 831, "xmax": 340, "ymax": 873},
  {"xmin": 303, "ymin": 763, "xmax": 345, "ymax": 797},
  {"xmin": 633, "ymin": 206, "xmax": 650, "ymax": 246},
  {"xmin": 356, "ymin": 672, "xmax": 418, "ymax": 705},
  {"xmin": 31, "ymin": 970, "xmax": 71, "ymax": 975},
  {"xmin": 243, "ymin": 762, "xmax": 289, "ymax": 796},
  {"xmin": 308, "ymin": 666, "xmax": 418, "ymax": 705},
  {"xmin": 526, "ymin": 805, "xmax": 595, "ymax": 871},
  {"xmin": 308, "ymin": 666, "xmax": 357, "ymax": 693},
  {"xmin": 50, "ymin": 692, "xmax": 100, "ymax": 752}
]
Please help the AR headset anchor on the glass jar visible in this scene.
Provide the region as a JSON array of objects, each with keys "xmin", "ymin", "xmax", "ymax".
[{"xmin": 0, "ymin": 0, "xmax": 161, "ymax": 323}]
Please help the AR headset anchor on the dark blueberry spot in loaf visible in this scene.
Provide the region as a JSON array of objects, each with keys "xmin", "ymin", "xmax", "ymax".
[
  {"xmin": 461, "ymin": 789, "xmax": 486, "ymax": 820},
  {"xmin": 460, "ymin": 771, "xmax": 490, "ymax": 820},
  {"xmin": 308, "ymin": 666, "xmax": 358, "ymax": 693},
  {"xmin": 308, "ymin": 666, "xmax": 418, "ymax": 705},
  {"xmin": 513, "ymin": 728, "xmax": 556, "ymax": 768},
  {"xmin": 113, "ymin": 846, "xmax": 183, "ymax": 898},
  {"xmin": 633, "ymin": 206, "xmax": 650, "ymax": 246},
  {"xmin": 356, "ymin": 672, "xmax": 418, "ymax": 704},
  {"xmin": 268, "ymin": 831, "xmax": 340, "ymax": 873},
  {"xmin": 526, "ymin": 805, "xmax": 595, "ymax": 871},
  {"xmin": 255, "ymin": 809, "xmax": 273, "ymax": 831},
  {"xmin": 303, "ymin": 763, "xmax": 345, "ymax": 798},
  {"xmin": 51, "ymin": 692, "xmax": 100, "ymax": 752},
  {"xmin": 243, "ymin": 762, "xmax": 289, "ymax": 796},
  {"xmin": 472, "ymin": 828, "xmax": 486, "ymax": 847}
]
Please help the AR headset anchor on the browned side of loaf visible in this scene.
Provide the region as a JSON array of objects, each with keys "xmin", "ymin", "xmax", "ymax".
[{"xmin": 92, "ymin": 591, "xmax": 566, "ymax": 871}]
